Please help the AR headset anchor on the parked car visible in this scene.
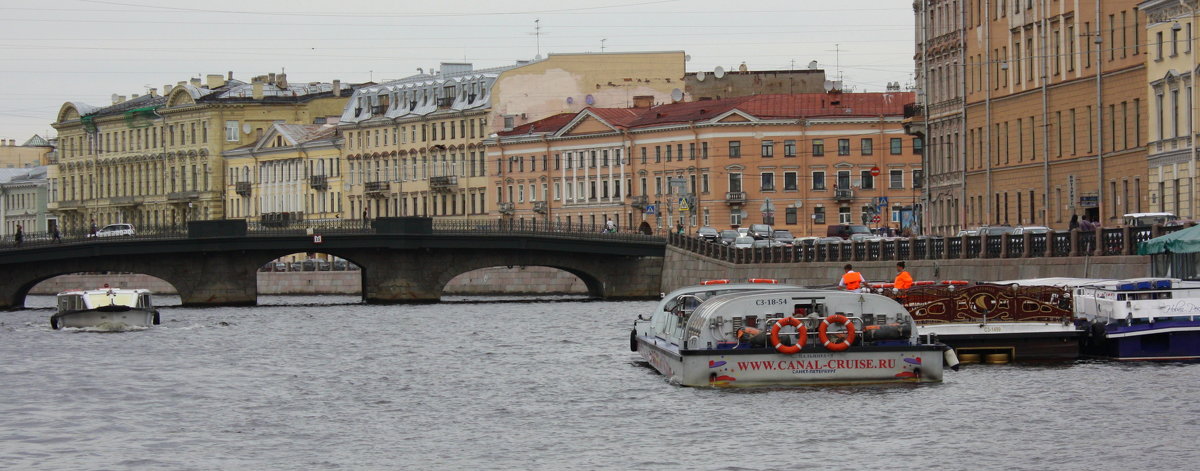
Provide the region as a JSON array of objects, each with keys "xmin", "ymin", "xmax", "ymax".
[
  {"xmin": 771, "ymin": 230, "xmax": 796, "ymax": 246},
  {"xmin": 826, "ymin": 224, "xmax": 871, "ymax": 240},
  {"xmin": 849, "ymin": 233, "xmax": 881, "ymax": 242},
  {"xmin": 748, "ymin": 224, "xmax": 773, "ymax": 240},
  {"xmin": 333, "ymin": 259, "xmax": 349, "ymax": 271},
  {"xmin": 732, "ymin": 236, "xmax": 755, "ymax": 249},
  {"xmin": 955, "ymin": 229, "xmax": 980, "ymax": 237},
  {"xmin": 718, "ymin": 229, "xmax": 740, "ymax": 245},
  {"xmin": 1123, "ymin": 212, "xmax": 1179, "ymax": 227},
  {"xmin": 1012, "ymin": 226, "xmax": 1050, "ymax": 235},
  {"xmin": 793, "ymin": 236, "xmax": 820, "ymax": 247},
  {"xmin": 979, "ymin": 225, "xmax": 1016, "ymax": 236},
  {"xmin": 696, "ymin": 226, "xmax": 719, "ymax": 242},
  {"xmin": 736, "ymin": 227, "xmax": 750, "ymax": 237},
  {"xmin": 94, "ymin": 223, "xmax": 135, "ymax": 238}
]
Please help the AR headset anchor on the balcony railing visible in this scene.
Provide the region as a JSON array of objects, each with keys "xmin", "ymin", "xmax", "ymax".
[
  {"xmin": 533, "ymin": 201, "xmax": 548, "ymax": 214},
  {"xmin": 430, "ymin": 175, "xmax": 458, "ymax": 192},
  {"xmin": 834, "ymin": 188, "xmax": 853, "ymax": 201},
  {"xmin": 310, "ymin": 175, "xmax": 328, "ymax": 190},
  {"xmin": 498, "ymin": 202, "xmax": 515, "ymax": 215},
  {"xmin": 364, "ymin": 181, "xmax": 389, "ymax": 195},
  {"xmin": 725, "ymin": 192, "xmax": 746, "ymax": 204},
  {"xmin": 235, "ymin": 181, "xmax": 252, "ymax": 196},
  {"xmin": 630, "ymin": 195, "xmax": 648, "ymax": 209}
]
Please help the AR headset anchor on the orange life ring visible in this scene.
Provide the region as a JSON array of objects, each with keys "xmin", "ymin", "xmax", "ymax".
[
  {"xmin": 700, "ymin": 279, "xmax": 730, "ymax": 285},
  {"xmin": 770, "ymin": 317, "xmax": 808, "ymax": 354},
  {"xmin": 747, "ymin": 278, "xmax": 778, "ymax": 284},
  {"xmin": 819, "ymin": 314, "xmax": 857, "ymax": 352}
]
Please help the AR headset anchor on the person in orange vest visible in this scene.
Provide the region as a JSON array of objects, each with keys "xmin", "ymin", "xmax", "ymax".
[
  {"xmin": 894, "ymin": 261, "xmax": 913, "ymax": 290},
  {"xmin": 839, "ymin": 264, "xmax": 866, "ymax": 291}
]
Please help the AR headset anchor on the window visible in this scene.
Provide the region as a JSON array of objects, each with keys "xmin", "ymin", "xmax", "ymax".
[
  {"xmin": 813, "ymin": 207, "xmax": 826, "ymax": 224},
  {"xmin": 760, "ymin": 172, "xmax": 775, "ymax": 191},
  {"xmin": 812, "ymin": 171, "xmax": 826, "ymax": 190},
  {"xmin": 839, "ymin": 207, "xmax": 851, "ymax": 224},
  {"xmin": 860, "ymin": 138, "xmax": 873, "ymax": 155},
  {"xmin": 786, "ymin": 207, "xmax": 797, "ymax": 224},
  {"xmin": 838, "ymin": 139, "xmax": 850, "ymax": 156},
  {"xmin": 837, "ymin": 171, "xmax": 851, "ymax": 189},
  {"xmin": 784, "ymin": 172, "xmax": 797, "ymax": 191},
  {"xmin": 913, "ymin": 137, "xmax": 923, "ymax": 155},
  {"xmin": 913, "ymin": 169, "xmax": 924, "ymax": 188},
  {"xmin": 689, "ymin": 143, "xmax": 696, "ymax": 160},
  {"xmin": 702, "ymin": 142, "xmax": 709, "ymax": 159},
  {"xmin": 225, "ymin": 121, "xmax": 239, "ymax": 142},
  {"xmin": 729, "ymin": 173, "xmax": 742, "ymax": 192},
  {"xmin": 812, "ymin": 139, "xmax": 825, "ymax": 156},
  {"xmin": 761, "ymin": 140, "xmax": 774, "ymax": 157},
  {"xmin": 655, "ymin": 146, "xmax": 661, "ymax": 163},
  {"xmin": 640, "ymin": 147, "xmax": 647, "ymax": 164},
  {"xmin": 702, "ymin": 174, "xmax": 710, "ymax": 193},
  {"xmin": 665, "ymin": 145, "xmax": 672, "ymax": 162},
  {"xmin": 890, "ymin": 138, "xmax": 903, "ymax": 155},
  {"xmin": 784, "ymin": 140, "xmax": 796, "ymax": 157},
  {"xmin": 860, "ymin": 170, "xmax": 874, "ymax": 189},
  {"xmin": 729, "ymin": 141, "xmax": 741, "ymax": 158},
  {"xmin": 890, "ymin": 170, "xmax": 904, "ymax": 189}
]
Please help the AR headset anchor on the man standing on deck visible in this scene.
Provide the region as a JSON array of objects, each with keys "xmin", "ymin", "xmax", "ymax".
[
  {"xmin": 838, "ymin": 264, "xmax": 865, "ymax": 291},
  {"xmin": 894, "ymin": 261, "xmax": 913, "ymax": 290}
]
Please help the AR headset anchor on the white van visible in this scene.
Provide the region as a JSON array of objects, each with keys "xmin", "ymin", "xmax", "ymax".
[{"xmin": 1123, "ymin": 212, "xmax": 1178, "ymax": 227}]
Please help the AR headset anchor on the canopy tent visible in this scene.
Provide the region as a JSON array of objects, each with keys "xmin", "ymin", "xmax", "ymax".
[{"xmin": 1137, "ymin": 224, "xmax": 1200, "ymax": 255}]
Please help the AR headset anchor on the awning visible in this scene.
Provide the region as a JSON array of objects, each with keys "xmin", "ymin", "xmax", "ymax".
[{"xmin": 1138, "ymin": 224, "xmax": 1200, "ymax": 255}]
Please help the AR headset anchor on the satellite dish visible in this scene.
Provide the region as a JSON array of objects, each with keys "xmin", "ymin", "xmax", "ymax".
[
  {"xmin": 585, "ymin": 94, "xmax": 595, "ymax": 105},
  {"xmin": 696, "ymin": 70, "xmax": 706, "ymax": 81},
  {"xmin": 823, "ymin": 80, "xmax": 835, "ymax": 92},
  {"xmin": 808, "ymin": 60, "xmax": 819, "ymax": 70},
  {"xmin": 242, "ymin": 123, "xmax": 252, "ymax": 134},
  {"xmin": 670, "ymin": 88, "xmax": 683, "ymax": 102},
  {"xmin": 738, "ymin": 62, "xmax": 748, "ymax": 73},
  {"xmin": 714, "ymin": 66, "xmax": 725, "ymax": 79},
  {"xmin": 566, "ymin": 96, "xmax": 574, "ymax": 104}
]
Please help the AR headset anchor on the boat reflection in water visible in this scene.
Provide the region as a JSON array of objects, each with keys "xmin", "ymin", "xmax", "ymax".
[{"xmin": 632, "ymin": 280, "xmax": 956, "ymax": 387}]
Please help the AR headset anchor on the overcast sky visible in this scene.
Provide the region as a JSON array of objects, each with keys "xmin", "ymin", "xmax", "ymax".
[{"xmin": 0, "ymin": 0, "xmax": 914, "ymax": 141}]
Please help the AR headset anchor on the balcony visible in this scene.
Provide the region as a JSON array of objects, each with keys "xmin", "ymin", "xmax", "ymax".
[
  {"xmin": 430, "ymin": 175, "xmax": 458, "ymax": 193},
  {"xmin": 533, "ymin": 201, "xmax": 548, "ymax": 214},
  {"xmin": 630, "ymin": 195, "xmax": 648, "ymax": 209},
  {"xmin": 835, "ymin": 188, "xmax": 854, "ymax": 202},
  {"xmin": 364, "ymin": 181, "xmax": 389, "ymax": 196},
  {"xmin": 235, "ymin": 181, "xmax": 251, "ymax": 196},
  {"xmin": 725, "ymin": 191, "xmax": 746, "ymax": 205},
  {"xmin": 498, "ymin": 202, "xmax": 515, "ymax": 215},
  {"xmin": 438, "ymin": 97, "xmax": 454, "ymax": 109},
  {"xmin": 309, "ymin": 175, "xmax": 328, "ymax": 190}
]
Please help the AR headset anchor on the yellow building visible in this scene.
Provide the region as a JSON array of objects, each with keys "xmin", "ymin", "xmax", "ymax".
[
  {"xmin": 222, "ymin": 123, "xmax": 343, "ymax": 223},
  {"xmin": 51, "ymin": 72, "xmax": 350, "ymax": 232},
  {"xmin": 0, "ymin": 136, "xmax": 54, "ymax": 169},
  {"xmin": 1142, "ymin": 0, "xmax": 1200, "ymax": 217},
  {"xmin": 487, "ymin": 92, "xmax": 922, "ymax": 237},
  {"xmin": 337, "ymin": 52, "xmax": 685, "ymax": 221}
]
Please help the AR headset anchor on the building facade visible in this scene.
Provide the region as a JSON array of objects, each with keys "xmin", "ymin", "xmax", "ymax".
[
  {"xmin": 50, "ymin": 72, "xmax": 350, "ymax": 232},
  {"xmin": 1141, "ymin": 0, "xmax": 1200, "ymax": 218},
  {"xmin": 0, "ymin": 136, "xmax": 54, "ymax": 169},
  {"xmin": 336, "ymin": 52, "xmax": 686, "ymax": 221},
  {"xmin": 222, "ymin": 124, "xmax": 343, "ymax": 223},
  {"xmin": 961, "ymin": 0, "xmax": 1148, "ymax": 230},
  {"xmin": 912, "ymin": 0, "xmax": 967, "ymax": 235},
  {"xmin": 487, "ymin": 93, "xmax": 923, "ymax": 237},
  {"xmin": 0, "ymin": 166, "xmax": 50, "ymax": 237}
]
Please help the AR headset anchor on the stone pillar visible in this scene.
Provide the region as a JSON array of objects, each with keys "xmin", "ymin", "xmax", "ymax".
[
  {"xmin": 1021, "ymin": 233, "xmax": 1031, "ymax": 258},
  {"xmin": 1044, "ymin": 230, "xmax": 1056, "ymax": 257},
  {"xmin": 1068, "ymin": 229, "xmax": 1080, "ymax": 257},
  {"xmin": 980, "ymin": 234, "xmax": 991, "ymax": 259},
  {"xmin": 1000, "ymin": 234, "xmax": 1010, "ymax": 258},
  {"xmin": 1121, "ymin": 226, "xmax": 1133, "ymax": 256}
]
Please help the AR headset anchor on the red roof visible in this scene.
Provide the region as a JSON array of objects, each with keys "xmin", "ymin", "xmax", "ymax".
[{"xmin": 497, "ymin": 92, "xmax": 915, "ymax": 138}]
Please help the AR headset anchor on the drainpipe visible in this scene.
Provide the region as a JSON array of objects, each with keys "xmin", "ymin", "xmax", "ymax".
[
  {"xmin": 542, "ymin": 134, "xmax": 552, "ymax": 224},
  {"xmin": 985, "ymin": 0, "xmax": 993, "ymax": 225},
  {"xmin": 959, "ymin": 0, "xmax": 968, "ymax": 234},
  {"xmin": 921, "ymin": 0, "xmax": 930, "ymax": 235},
  {"xmin": 1095, "ymin": 0, "xmax": 1105, "ymax": 226},
  {"xmin": 1041, "ymin": 0, "xmax": 1050, "ymax": 226}
]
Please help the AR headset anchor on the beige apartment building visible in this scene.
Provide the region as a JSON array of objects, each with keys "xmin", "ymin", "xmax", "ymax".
[
  {"xmin": 961, "ymin": 0, "xmax": 1148, "ymax": 230},
  {"xmin": 1141, "ymin": 0, "xmax": 1200, "ymax": 218},
  {"xmin": 222, "ymin": 123, "xmax": 344, "ymax": 223},
  {"xmin": 51, "ymin": 72, "xmax": 349, "ymax": 232},
  {"xmin": 0, "ymin": 136, "xmax": 54, "ymax": 169},
  {"xmin": 336, "ymin": 52, "xmax": 685, "ymax": 220},
  {"xmin": 912, "ymin": 0, "xmax": 967, "ymax": 236},
  {"xmin": 486, "ymin": 92, "xmax": 922, "ymax": 237}
]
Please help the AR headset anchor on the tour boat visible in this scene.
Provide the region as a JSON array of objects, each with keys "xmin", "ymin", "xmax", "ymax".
[
  {"xmin": 51, "ymin": 287, "xmax": 159, "ymax": 330},
  {"xmin": 874, "ymin": 281, "xmax": 1082, "ymax": 363},
  {"xmin": 1063, "ymin": 278, "xmax": 1200, "ymax": 361},
  {"xmin": 632, "ymin": 281, "xmax": 956, "ymax": 387}
]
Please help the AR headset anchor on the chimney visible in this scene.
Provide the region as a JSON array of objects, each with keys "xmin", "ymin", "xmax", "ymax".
[
  {"xmin": 633, "ymin": 95, "xmax": 653, "ymax": 108},
  {"xmin": 268, "ymin": 72, "xmax": 276, "ymax": 84},
  {"xmin": 228, "ymin": 70, "xmax": 234, "ymax": 81},
  {"xmin": 190, "ymin": 77, "xmax": 201, "ymax": 86},
  {"xmin": 332, "ymin": 80, "xmax": 341, "ymax": 97},
  {"xmin": 252, "ymin": 82, "xmax": 264, "ymax": 100},
  {"xmin": 149, "ymin": 87, "xmax": 157, "ymax": 96},
  {"xmin": 164, "ymin": 84, "xmax": 173, "ymax": 94},
  {"xmin": 276, "ymin": 72, "xmax": 287, "ymax": 89},
  {"xmin": 206, "ymin": 74, "xmax": 225, "ymax": 89},
  {"xmin": 131, "ymin": 94, "xmax": 139, "ymax": 99}
]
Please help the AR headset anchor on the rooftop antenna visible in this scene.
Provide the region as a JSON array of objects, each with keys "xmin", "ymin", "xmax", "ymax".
[
  {"xmin": 601, "ymin": 38, "xmax": 607, "ymax": 52},
  {"xmin": 535, "ymin": 19, "xmax": 541, "ymax": 57}
]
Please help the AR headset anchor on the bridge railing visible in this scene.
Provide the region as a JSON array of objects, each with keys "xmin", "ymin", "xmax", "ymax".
[{"xmin": 667, "ymin": 223, "xmax": 1190, "ymax": 264}]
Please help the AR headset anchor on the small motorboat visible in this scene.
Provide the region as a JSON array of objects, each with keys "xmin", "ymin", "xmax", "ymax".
[
  {"xmin": 1047, "ymin": 277, "xmax": 1200, "ymax": 361},
  {"xmin": 632, "ymin": 281, "xmax": 956, "ymax": 387},
  {"xmin": 51, "ymin": 287, "xmax": 159, "ymax": 330}
]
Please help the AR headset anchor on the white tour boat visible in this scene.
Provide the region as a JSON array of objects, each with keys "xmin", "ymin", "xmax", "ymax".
[
  {"xmin": 632, "ymin": 281, "xmax": 956, "ymax": 387},
  {"xmin": 51, "ymin": 287, "xmax": 159, "ymax": 330}
]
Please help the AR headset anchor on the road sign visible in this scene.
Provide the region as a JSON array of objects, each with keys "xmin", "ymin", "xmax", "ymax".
[
  {"xmin": 872, "ymin": 215, "xmax": 881, "ymax": 223},
  {"xmin": 313, "ymin": 234, "xmax": 324, "ymax": 244},
  {"xmin": 644, "ymin": 204, "xmax": 657, "ymax": 214},
  {"xmin": 678, "ymin": 197, "xmax": 690, "ymax": 212},
  {"xmin": 870, "ymin": 166, "xmax": 881, "ymax": 177}
]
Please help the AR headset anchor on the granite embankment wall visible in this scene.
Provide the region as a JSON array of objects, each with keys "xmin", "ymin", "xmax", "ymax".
[
  {"xmin": 28, "ymin": 267, "xmax": 588, "ymax": 295},
  {"xmin": 659, "ymin": 246, "xmax": 1151, "ymax": 292}
]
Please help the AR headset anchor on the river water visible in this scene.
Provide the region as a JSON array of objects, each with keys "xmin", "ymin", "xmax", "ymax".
[{"xmin": 2, "ymin": 296, "xmax": 1197, "ymax": 470}]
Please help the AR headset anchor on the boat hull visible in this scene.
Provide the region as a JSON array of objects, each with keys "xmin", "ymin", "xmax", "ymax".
[
  {"xmin": 1083, "ymin": 320, "xmax": 1200, "ymax": 361},
  {"xmin": 637, "ymin": 336, "xmax": 944, "ymax": 387},
  {"xmin": 919, "ymin": 323, "xmax": 1081, "ymax": 361},
  {"xmin": 52, "ymin": 309, "xmax": 158, "ymax": 330}
]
